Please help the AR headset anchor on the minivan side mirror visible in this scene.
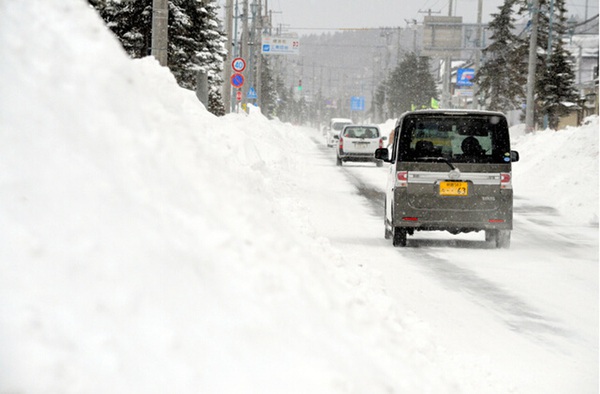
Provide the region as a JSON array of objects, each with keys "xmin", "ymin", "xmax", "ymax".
[
  {"xmin": 511, "ymin": 150, "xmax": 519, "ymax": 162},
  {"xmin": 333, "ymin": 135, "xmax": 340, "ymax": 140},
  {"xmin": 375, "ymin": 148, "xmax": 390, "ymax": 162}
]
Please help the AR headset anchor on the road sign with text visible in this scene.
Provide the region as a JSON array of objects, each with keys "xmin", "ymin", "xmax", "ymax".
[{"xmin": 261, "ymin": 36, "xmax": 300, "ymax": 55}]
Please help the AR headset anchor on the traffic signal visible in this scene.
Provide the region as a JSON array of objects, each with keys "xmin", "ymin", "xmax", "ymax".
[{"xmin": 298, "ymin": 79, "xmax": 302, "ymax": 91}]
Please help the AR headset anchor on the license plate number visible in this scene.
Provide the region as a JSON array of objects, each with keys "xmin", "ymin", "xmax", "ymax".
[{"xmin": 439, "ymin": 181, "xmax": 468, "ymax": 196}]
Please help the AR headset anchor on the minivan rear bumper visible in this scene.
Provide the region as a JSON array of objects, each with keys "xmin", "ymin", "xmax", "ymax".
[
  {"xmin": 392, "ymin": 189, "xmax": 513, "ymax": 232},
  {"xmin": 338, "ymin": 152, "xmax": 377, "ymax": 162}
]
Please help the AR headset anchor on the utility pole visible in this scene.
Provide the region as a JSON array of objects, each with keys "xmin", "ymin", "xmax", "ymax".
[
  {"xmin": 443, "ymin": 1, "xmax": 453, "ymax": 108},
  {"xmin": 151, "ymin": 0, "xmax": 168, "ymax": 66},
  {"xmin": 241, "ymin": 0, "xmax": 249, "ymax": 110},
  {"xmin": 525, "ymin": 0, "xmax": 539, "ymax": 132},
  {"xmin": 223, "ymin": 0, "xmax": 234, "ymax": 113},
  {"xmin": 543, "ymin": 0, "xmax": 555, "ymax": 129},
  {"xmin": 256, "ymin": 0, "xmax": 264, "ymax": 109}
]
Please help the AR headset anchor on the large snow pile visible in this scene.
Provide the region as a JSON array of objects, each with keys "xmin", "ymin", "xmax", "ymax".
[
  {"xmin": 0, "ymin": 1, "xmax": 597, "ymax": 393},
  {"xmin": 0, "ymin": 1, "xmax": 455, "ymax": 392},
  {"xmin": 511, "ymin": 118, "xmax": 599, "ymax": 225}
]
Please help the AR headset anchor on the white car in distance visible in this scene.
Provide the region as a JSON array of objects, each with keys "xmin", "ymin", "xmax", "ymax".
[{"xmin": 334, "ymin": 125, "xmax": 385, "ymax": 167}]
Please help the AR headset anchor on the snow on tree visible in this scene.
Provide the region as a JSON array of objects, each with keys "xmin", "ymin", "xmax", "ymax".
[
  {"xmin": 538, "ymin": 37, "xmax": 578, "ymax": 129},
  {"xmin": 195, "ymin": 0, "xmax": 227, "ymax": 116},
  {"xmin": 89, "ymin": 0, "xmax": 227, "ymax": 116},
  {"xmin": 517, "ymin": 0, "xmax": 578, "ymax": 128},
  {"xmin": 475, "ymin": 0, "xmax": 528, "ymax": 112},
  {"xmin": 384, "ymin": 52, "xmax": 438, "ymax": 117},
  {"xmin": 259, "ymin": 56, "xmax": 278, "ymax": 119}
]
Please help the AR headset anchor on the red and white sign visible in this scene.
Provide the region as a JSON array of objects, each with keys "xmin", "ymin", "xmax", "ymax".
[
  {"xmin": 231, "ymin": 57, "xmax": 246, "ymax": 72},
  {"xmin": 236, "ymin": 90, "xmax": 242, "ymax": 101}
]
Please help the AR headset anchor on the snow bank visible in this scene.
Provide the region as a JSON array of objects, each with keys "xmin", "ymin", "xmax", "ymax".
[
  {"xmin": 0, "ymin": 1, "xmax": 456, "ymax": 392},
  {"xmin": 511, "ymin": 117, "xmax": 599, "ymax": 226}
]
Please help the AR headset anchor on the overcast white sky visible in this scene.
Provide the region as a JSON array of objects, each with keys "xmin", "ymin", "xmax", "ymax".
[
  {"xmin": 271, "ymin": 0, "xmax": 505, "ymax": 31},
  {"xmin": 218, "ymin": 0, "xmax": 598, "ymax": 36}
]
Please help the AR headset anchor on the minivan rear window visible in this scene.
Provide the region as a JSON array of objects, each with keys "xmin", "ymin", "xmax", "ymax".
[
  {"xmin": 332, "ymin": 122, "xmax": 352, "ymax": 131},
  {"xmin": 397, "ymin": 114, "xmax": 511, "ymax": 163}
]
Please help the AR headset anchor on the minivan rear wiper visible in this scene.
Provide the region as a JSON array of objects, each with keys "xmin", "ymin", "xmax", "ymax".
[{"xmin": 413, "ymin": 156, "xmax": 457, "ymax": 171}]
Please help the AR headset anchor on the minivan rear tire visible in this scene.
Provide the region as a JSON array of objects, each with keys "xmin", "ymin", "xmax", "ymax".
[
  {"xmin": 497, "ymin": 230, "xmax": 511, "ymax": 249},
  {"xmin": 486, "ymin": 229, "xmax": 511, "ymax": 249},
  {"xmin": 392, "ymin": 227, "xmax": 407, "ymax": 247}
]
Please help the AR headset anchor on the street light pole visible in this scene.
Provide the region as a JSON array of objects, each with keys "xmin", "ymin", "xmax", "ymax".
[{"xmin": 473, "ymin": 0, "xmax": 482, "ymax": 109}]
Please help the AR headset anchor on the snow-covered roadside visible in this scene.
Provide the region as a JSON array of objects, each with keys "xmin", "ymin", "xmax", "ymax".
[
  {"xmin": 0, "ymin": 0, "xmax": 597, "ymax": 393},
  {"xmin": 0, "ymin": 1, "xmax": 457, "ymax": 392}
]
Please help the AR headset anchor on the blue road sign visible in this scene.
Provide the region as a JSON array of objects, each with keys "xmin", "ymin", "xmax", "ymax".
[
  {"xmin": 230, "ymin": 73, "xmax": 244, "ymax": 88},
  {"xmin": 247, "ymin": 87, "xmax": 257, "ymax": 99},
  {"xmin": 350, "ymin": 96, "xmax": 365, "ymax": 111}
]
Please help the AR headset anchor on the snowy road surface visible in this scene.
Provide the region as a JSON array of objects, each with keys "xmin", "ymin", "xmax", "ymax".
[{"xmin": 302, "ymin": 130, "xmax": 598, "ymax": 392}]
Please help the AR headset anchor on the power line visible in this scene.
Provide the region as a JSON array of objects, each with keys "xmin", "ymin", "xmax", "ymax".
[
  {"xmin": 301, "ymin": 43, "xmax": 389, "ymax": 49},
  {"xmin": 287, "ymin": 26, "xmax": 395, "ymax": 31},
  {"xmin": 571, "ymin": 13, "xmax": 599, "ymax": 27}
]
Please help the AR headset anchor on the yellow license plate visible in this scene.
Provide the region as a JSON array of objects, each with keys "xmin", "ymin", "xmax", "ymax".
[{"xmin": 439, "ymin": 181, "xmax": 468, "ymax": 196}]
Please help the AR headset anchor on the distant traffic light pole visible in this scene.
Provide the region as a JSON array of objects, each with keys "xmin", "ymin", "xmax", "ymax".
[{"xmin": 151, "ymin": 0, "xmax": 168, "ymax": 66}]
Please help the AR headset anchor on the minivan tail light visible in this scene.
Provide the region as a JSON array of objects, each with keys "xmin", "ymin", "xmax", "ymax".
[
  {"xmin": 339, "ymin": 137, "xmax": 344, "ymax": 151},
  {"xmin": 500, "ymin": 172, "xmax": 512, "ymax": 189},
  {"xmin": 379, "ymin": 138, "xmax": 384, "ymax": 149},
  {"xmin": 396, "ymin": 171, "xmax": 408, "ymax": 187}
]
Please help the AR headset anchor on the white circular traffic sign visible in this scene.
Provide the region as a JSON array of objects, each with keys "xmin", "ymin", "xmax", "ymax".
[{"xmin": 231, "ymin": 57, "xmax": 246, "ymax": 72}]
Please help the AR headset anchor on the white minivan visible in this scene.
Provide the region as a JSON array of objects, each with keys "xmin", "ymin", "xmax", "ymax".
[{"xmin": 326, "ymin": 118, "xmax": 353, "ymax": 147}]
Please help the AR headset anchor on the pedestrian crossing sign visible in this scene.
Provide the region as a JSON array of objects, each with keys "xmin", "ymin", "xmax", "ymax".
[{"xmin": 247, "ymin": 87, "xmax": 257, "ymax": 99}]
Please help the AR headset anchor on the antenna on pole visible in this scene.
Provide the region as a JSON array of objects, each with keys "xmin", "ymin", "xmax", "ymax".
[{"xmin": 418, "ymin": 9, "xmax": 441, "ymax": 17}]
